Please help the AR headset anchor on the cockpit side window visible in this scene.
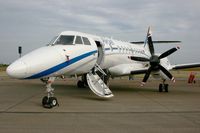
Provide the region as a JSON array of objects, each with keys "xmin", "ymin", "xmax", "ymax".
[
  {"xmin": 55, "ymin": 35, "xmax": 75, "ymax": 45},
  {"xmin": 75, "ymin": 36, "xmax": 83, "ymax": 44},
  {"xmin": 82, "ymin": 37, "xmax": 91, "ymax": 45},
  {"xmin": 48, "ymin": 36, "xmax": 58, "ymax": 45}
]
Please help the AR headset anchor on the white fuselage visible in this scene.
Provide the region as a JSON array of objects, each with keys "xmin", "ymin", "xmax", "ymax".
[{"xmin": 7, "ymin": 31, "xmax": 170, "ymax": 79}]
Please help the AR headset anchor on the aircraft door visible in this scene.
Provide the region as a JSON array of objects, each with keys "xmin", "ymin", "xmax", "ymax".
[
  {"xmin": 95, "ymin": 41, "xmax": 104, "ymax": 66},
  {"xmin": 86, "ymin": 41, "xmax": 113, "ymax": 98}
]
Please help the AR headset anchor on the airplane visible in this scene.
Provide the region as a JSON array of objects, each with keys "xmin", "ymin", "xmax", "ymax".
[{"xmin": 6, "ymin": 27, "xmax": 200, "ymax": 108}]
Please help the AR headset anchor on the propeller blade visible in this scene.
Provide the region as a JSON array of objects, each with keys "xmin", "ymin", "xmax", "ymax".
[
  {"xmin": 130, "ymin": 56, "xmax": 150, "ymax": 62},
  {"xmin": 147, "ymin": 27, "xmax": 154, "ymax": 55},
  {"xmin": 159, "ymin": 46, "xmax": 180, "ymax": 59},
  {"xmin": 142, "ymin": 66, "xmax": 153, "ymax": 83},
  {"xmin": 158, "ymin": 64, "xmax": 175, "ymax": 81}
]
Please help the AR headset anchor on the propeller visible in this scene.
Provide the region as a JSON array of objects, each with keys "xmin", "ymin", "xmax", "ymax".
[{"xmin": 131, "ymin": 27, "xmax": 179, "ymax": 85}]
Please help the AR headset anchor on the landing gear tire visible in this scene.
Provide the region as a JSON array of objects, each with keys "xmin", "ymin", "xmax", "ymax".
[
  {"xmin": 42, "ymin": 77, "xmax": 59, "ymax": 109},
  {"xmin": 77, "ymin": 80, "xmax": 85, "ymax": 88},
  {"xmin": 42, "ymin": 96, "xmax": 58, "ymax": 109},
  {"xmin": 82, "ymin": 74, "xmax": 88, "ymax": 86},
  {"xmin": 42, "ymin": 96, "xmax": 48, "ymax": 105},
  {"xmin": 49, "ymin": 97, "xmax": 58, "ymax": 107},
  {"xmin": 159, "ymin": 84, "xmax": 163, "ymax": 92},
  {"xmin": 158, "ymin": 83, "xmax": 169, "ymax": 93},
  {"xmin": 164, "ymin": 84, "xmax": 168, "ymax": 92}
]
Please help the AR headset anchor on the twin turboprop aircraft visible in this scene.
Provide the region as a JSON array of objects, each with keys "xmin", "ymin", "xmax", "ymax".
[{"xmin": 6, "ymin": 27, "xmax": 200, "ymax": 108}]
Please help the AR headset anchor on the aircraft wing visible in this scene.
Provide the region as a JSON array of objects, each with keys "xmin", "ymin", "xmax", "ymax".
[
  {"xmin": 130, "ymin": 69, "xmax": 148, "ymax": 75},
  {"xmin": 130, "ymin": 41, "xmax": 181, "ymax": 44},
  {"xmin": 130, "ymin": 63, "xmax": 200, "ymax": 75},
  {"xmin": 172, "ymin": 63, "xmax": 200, "ymax": 70}
]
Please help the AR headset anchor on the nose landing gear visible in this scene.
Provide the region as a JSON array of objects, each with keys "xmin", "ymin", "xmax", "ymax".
[
  {"xmin": 42, "ymin": 77, "xmax": 59, "ymax": 108},
  {"xmin": 42, "ymin": 96, "xmax": 58, "ymax": 108}
]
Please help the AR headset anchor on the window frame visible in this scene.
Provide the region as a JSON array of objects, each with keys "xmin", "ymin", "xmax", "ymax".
[
  {"xmin": 54, "ymin": 35, "xmax": 75, "ymax": 45},
  {"xmin": 82, "ymin": 37, "xmax": 91, "ymax": 45},
  {"xmin": 75, "ymin": 36, "xmax": 83, "ymax": 45}
]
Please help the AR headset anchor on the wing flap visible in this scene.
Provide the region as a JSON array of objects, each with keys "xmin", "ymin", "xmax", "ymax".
[{"xmin": 130, "ymin": 69, "xmax": 148, "ymax": 75}]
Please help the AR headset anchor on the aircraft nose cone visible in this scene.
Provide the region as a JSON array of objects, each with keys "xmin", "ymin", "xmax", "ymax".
[{"xmin": 6, "ymin": 61, "xmax": 27, "ymax": 78}]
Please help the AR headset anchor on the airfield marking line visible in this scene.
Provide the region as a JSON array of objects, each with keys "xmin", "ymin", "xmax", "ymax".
[
  {"xmin": 1, "ymin": 111, "xmax": 200, "ymax": 114},
  {"xmin": 136, "ymin": 91, "xmax": 172, "ymax": 111}
]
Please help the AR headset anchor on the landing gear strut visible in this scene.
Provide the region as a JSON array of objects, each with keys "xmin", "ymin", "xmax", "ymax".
[
  {"xmin": 42, "ymin": 77, "xmax": 59, "ymax": 108},
  {"xmin": 159, "ymin": 80, "xmax": 168, "ymax": 92}
]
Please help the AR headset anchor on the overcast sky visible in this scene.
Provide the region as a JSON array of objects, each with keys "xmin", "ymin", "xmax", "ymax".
[{"xmin": 0, "ymin": 0, "xmax": 200, "ymax": 64}]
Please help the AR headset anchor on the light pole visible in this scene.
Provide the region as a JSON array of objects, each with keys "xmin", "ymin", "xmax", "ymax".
[{"xmin": 18, "ymin": 46, "xmax": 22, "ymax": 58}]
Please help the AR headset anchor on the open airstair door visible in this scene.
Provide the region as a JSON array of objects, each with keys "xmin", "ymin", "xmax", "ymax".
[
  {"xmin": 86, "ymin": 64, "xmax": 114, "ymax": 98},
  {"xmin": 95, "ymin": 41, "xmax": 104, "ymax": 65}
]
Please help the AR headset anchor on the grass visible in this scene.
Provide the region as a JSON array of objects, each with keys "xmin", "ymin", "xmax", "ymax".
[
  {"xmin": 182, "ymin": 67, "xmax": 200, "ymax": 71},
  {"xmin": 0, "ymin": 64, "xmax": 8, "ymax": 72}
]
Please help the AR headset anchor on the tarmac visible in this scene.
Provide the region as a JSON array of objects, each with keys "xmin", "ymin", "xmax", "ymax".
[{"xmin": 0, "ymin": 71, "xmax": 200, "ymax": 133}]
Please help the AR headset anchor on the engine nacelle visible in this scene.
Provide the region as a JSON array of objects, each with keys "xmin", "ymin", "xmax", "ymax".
[{"xmin": 151, "ymin": 57, "xmax": 172, "ymax": 80}]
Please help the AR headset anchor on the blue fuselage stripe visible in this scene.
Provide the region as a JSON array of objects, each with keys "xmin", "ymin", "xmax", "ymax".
[{"xmin": 25, "ymin": 50, "xmax": 97, "ymax": 79}]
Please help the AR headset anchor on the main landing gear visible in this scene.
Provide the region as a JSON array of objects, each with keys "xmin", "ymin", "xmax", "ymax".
[
  {"xmin": 42, "ymin": 77, "xmax": 59, "ymax": 108},
  {"xmin": 158, "ymin": 80, "xmax": 169, "ymax": 92},
  {"xmin": 77, "ymin": 74, "xmax": 88, "ymax": 88},
  {"xmin": 77, "ymin": 80, "xmax": 85, "ymax": 88}
]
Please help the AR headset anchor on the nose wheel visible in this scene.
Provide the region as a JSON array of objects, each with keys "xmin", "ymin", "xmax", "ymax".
[
  {"xmin": 42, "ymin": 77, "xmax": 59, "ymax": 108},
  {"xmin": 42, "ymin": 96, "xmax": 58, "ymax": 108}
]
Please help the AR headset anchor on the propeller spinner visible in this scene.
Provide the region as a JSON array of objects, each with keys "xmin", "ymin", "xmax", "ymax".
[{"xmin": 131, "ymin": 27, "xmax": 179, "ymax": 86}]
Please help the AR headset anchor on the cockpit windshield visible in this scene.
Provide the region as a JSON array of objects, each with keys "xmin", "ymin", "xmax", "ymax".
[{"xmin": 54, "ymin": 35, "xmax": 75, "ymax": 45}]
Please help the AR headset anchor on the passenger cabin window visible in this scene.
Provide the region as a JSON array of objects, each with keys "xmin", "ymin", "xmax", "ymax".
[
  {"xmin": 82, "ymin": 37, "xmax": 91, "ymax": 45},
  {"xmin": 75, "ymin": 36, "xmax": 83, "ymax": 44},
  {"xmin": 55, "ymin": 35, "xmax": 74, "ymax": 45}
]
